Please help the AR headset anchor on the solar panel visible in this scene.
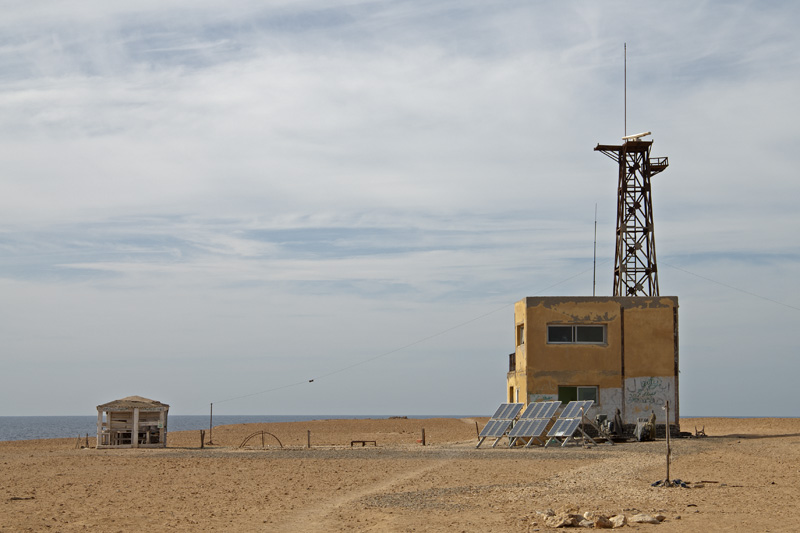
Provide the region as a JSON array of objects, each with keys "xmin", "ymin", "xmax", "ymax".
[
  {"xmin": 560, "ymin": 400, "xmax": 593, "ymax": 419},
  {"xmin": 507, "ymin": 419, "xmax": 533, "ymax": 438},
  {"xmin": 508, "ymin": 418, "xmax": 550, "ymax": 438},
  {"xmin": 519, "ymin": 401, "xmax": 560, "ymax": 420},
  {"xmin": 507, "ymin": 403, "xmax": 525, "ymax": 419},
  {"xmin": 537, "ymin": 401, "xmax": 561, "ymax": 420},
  {"xmin": 547, "ymin": 417, "xmax": 582, "ymax": 437},
  {"xmin": 479, "ymin": 419, "xmax": 513, "ymax": 438},
  {"xmin": 518, "ymin": 403, "xmax": 540, "ymax": 420},
  {"xmin": 491, "ymin": 403, "xmax": 524, "ymax": 420},
  {"xmin": 490, "ymin": 404, "xmax": 510, "ymax": 419}
]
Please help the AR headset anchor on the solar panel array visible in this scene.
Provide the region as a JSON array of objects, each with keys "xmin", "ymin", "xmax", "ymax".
[
  {"xmin": 507, "ymin": 400, "xmax": 561, "ymax": 447},
  {"xmin": 479, "ymin": 400, "xmax": 599, "ymax": 448},
  {"xmin": 476, "ymin": 403, "xmax": 524, "ymax": 447}
]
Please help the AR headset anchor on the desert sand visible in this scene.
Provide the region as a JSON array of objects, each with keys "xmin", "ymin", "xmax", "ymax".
[{"xmin": 1, "ymin": 417, "xmax": 799, "ymax": 532}]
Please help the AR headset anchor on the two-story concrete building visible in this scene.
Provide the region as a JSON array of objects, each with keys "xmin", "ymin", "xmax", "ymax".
[{"xmin": 507, "ymin": 296, "xmax": 679, "ymax": 430}]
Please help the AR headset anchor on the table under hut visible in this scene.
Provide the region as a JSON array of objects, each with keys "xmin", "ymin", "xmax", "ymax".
[{"xmin": 96, "ymin": 396, "xmax": 169, "ymax": 449}]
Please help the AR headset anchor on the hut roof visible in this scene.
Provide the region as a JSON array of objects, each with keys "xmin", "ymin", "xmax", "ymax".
[{"xmin": 97, "ymin": 395, "xmax": 169, "ymax": 410}]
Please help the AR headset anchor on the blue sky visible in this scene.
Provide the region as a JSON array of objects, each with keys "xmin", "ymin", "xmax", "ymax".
[{"xmin": 1, "ymin": 1, "xmax": 799, "ymax": 417}]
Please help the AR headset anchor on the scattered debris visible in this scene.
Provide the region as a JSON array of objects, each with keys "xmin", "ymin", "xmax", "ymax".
[
  {"xmin": 535, "ymin": 509, "xmax": 668, "ymax": 528},
  {"xmin": 651, "ymin": 478, "xmax": 690, "ymax": 488}
]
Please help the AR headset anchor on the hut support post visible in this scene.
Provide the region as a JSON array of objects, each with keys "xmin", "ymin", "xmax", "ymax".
[
  {"xmin": 96, "ymin": 410, "xmax": 103, "ymax": 447},
  {"xmin": 132, "ymin": 408, "xmax": 140, "ymax": 448},
  {"xmin": 160, "ymin": 409, "xmax": 167, "ymax": 446}
]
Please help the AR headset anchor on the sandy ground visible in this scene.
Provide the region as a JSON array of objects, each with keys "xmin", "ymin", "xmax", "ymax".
[{"xmin": 1, "ymin": 417, "xmax": 799, "ymax": 532}]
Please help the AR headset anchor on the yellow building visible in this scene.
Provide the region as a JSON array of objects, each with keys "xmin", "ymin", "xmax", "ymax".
[{"xmin": 507, "ymin": 296, "xmax": 679, "ymax": 430}]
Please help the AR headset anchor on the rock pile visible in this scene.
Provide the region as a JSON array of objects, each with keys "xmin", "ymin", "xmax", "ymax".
[{"xmin": 534, "ymin": 508, "xmax": 668, "ymax": 528}]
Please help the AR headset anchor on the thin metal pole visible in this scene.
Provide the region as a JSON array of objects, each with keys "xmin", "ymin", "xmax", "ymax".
[
  {"xmin": 665, "ymin": 400, "xmax": 671, "ymax": 484},
  {"xmin": 624, "ymin": 43, "xmax": 627, "ymax": 137},
  {"xmin": 581, "ymin": 406, "xmax": 586, "ymax": 447},
  {"xmin": 593, "ymin": 204, "xmax": 597, "ymax": 296}
]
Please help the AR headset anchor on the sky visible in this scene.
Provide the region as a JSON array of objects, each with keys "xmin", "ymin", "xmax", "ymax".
[{"xmin": 1, "ymin": 1, "xmax": 799, "ymax": 417}]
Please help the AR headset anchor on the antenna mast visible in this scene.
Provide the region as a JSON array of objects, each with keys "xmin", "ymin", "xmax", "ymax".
[
  {"xmin": 593, "ymin": 204, "xmax": 597, "ymax": 297},
  {"xmin": 594, "ymin": 44, "xmax": 669, "ymax": 297}
]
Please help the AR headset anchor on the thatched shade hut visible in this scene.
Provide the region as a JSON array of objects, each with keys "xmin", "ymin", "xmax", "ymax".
[{"xmin": 96, "ymin": 396, "xmax": 169, "ymax": 448}]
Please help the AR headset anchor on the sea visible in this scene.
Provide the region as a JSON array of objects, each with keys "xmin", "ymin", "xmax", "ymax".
[{"xmin": 0, "ymin": 415, "xmax": 471, "ymax": 442}]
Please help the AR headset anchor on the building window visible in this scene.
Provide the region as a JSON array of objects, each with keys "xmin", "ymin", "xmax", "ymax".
[
  {"xmin": 547, "ymin": 325, "xmax": 606, "ymax": 344},
  {"xmin": 516, "ymin": 324, "xmax": 525, "ymax": 346},
  {"xmin": 558, "ymin": 386, "xmax": 598, "ymax": 404}
]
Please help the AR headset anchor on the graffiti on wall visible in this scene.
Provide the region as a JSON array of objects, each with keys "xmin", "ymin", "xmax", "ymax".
[
  {"xmin": 625, "ymin": 377, "xmax": 675, "ymax": 421},
  {"xmin": 529, "ymin": 394, "xmax": 557, "ymax": 403},
  {"xmin": 627, "ymin": 377, "xmax": 671, "ymax": 406}
]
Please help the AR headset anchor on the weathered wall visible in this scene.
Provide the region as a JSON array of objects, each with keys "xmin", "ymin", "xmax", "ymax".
[{"xmin": 506, "ymin": 300, "xmax": 529, "ymax": 403}]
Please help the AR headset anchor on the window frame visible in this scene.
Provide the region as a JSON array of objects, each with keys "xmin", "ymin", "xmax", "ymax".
[
  {"xmin": 547, "ymin": 324, "xmax": 606, "ymax": 345},
  {"xmin": 516, "ymin": 323, "xmax": 525, "ymax": 346},
  {"xmin": 557, "ymin": 385, "xmax": 599, "ymax": 405}
]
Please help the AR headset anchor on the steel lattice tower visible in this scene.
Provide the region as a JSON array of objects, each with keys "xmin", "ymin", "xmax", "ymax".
[{"xmin": 594, "ymin": 133, "xmax": 668, "ymax": 296}]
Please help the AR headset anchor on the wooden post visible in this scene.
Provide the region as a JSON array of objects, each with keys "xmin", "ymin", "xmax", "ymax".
[
  {"xmin": 208, "ymin": 403, "xmax": 213, "ymax": 445},
  {"xmin": 307, "ymin": 430, "xmax": 311, "ymax": 449},
  {"xmin": 421, "ymin": 428, "xmax": 426, "ymax": 446},
  {"xmin": 200, "ymin": 430, "xmax": 205, "ymax": 449}
]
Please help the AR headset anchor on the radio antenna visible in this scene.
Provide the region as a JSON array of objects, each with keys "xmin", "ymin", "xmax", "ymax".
[
  {"xmin": 593, "ymin": 203, "xmax": 598, "ymax": 296},
  {"xmin": 624, "ymin": 42, "xmax": 627, "ymax": 137}
]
